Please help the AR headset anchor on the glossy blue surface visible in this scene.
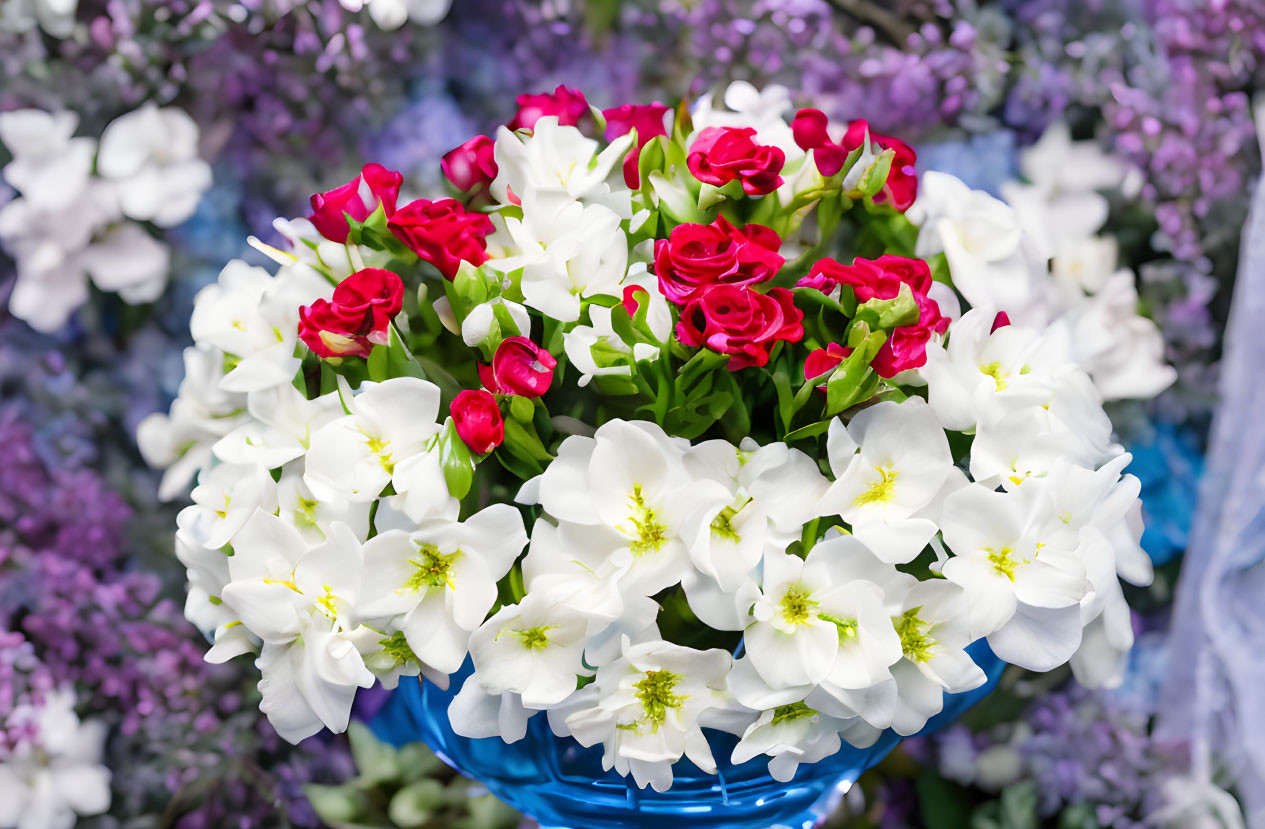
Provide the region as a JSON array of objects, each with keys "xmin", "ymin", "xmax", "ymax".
[{"xmin": 372, "ymin": 641, "xmax": 1004, "ymax": 829}]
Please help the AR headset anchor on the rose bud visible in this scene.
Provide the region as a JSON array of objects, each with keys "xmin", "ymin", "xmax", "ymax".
[
  {"xmin": 686, "ymin": 126, "xmax": 785, "ymax": 196},
  {"xmin": 804, "ymin": 342, "xmax": 853, "ymax": 389},
  {"xmin": 308, "ymin": 163, "xmax": 403, "ymax": 243},
  {"xmin": 442, "ymin": 135, "xmax": 498, "ymax": 197},
  {"xmin": 508, "ymin": 85, "xmax": 589, "ymax": 131},
  {"xmin": 451, "ymin": 389, "xmax": 505, "ymax": 454},
  {"xmin": 478, "ymin": 336, "xmax": 558, "ymax": 398},
  {"xmin": 388, "ymin": 198, "xmax": 495, "ymax": 280},
  {"xmin": 603, "ymin": 102, "xmax": 672, "ymax": 188},
  {"xmin": 331, "ymin": 267, "xmax": 405, "ymax": 331}
]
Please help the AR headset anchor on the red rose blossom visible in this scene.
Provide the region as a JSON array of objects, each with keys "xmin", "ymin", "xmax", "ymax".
[
  {"xmin": 442, "ymin": 135, "xmax": 498, "ymax": 197},
  {"xmin": 686, "ymin": 127, "xmax": 785, "ymax": 196},
  {"xmin": 478, "ymin": 336, "xmax": 557, "ymax": 398},
  {"xmin": 308, "ymin": 163, "xmax": 403, "ymax": 244},
  {"xmin": 603, "ymin": 102, "xmax": 672, "ymax": 188},
  {"xmin": 792, "ymin": 110, "xmax": 919, "ymax": 210},
  {"xmin": 653, "ymin": 216, "xmax": 784, "ymax": 305},
  {"xmin": 676, "ymin": 284, "xmax": 803, "ymax": 370},
  {"xmin": 451, "ymin": 389, "xmax": 505, "ymax": 454},
  {"xmin": 508, "ymin": 85, "xmax": 590, "ymax": 131},
  {"xmin": 297, "ymin": 268, "xmax": 404, "ymax": 359},
  {"xmin": 387, "ymin": 198, "xmax": 495, "ymax": 280},
  {"xmin": 799, "ymin": 255, "xmax": 948, "ymax": 377}
]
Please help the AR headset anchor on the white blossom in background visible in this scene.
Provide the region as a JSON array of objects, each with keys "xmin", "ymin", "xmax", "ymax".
[
  {"xmin": 97, "ymin": 104, "xmax": 212, "ymax": 227},
  {"xmin": 0, "ymin": 689, "xmax": 111, "ymax": 829},
  {"xmin": 336, "ymin": 0, "xmax": 450, "ymax": 30},
  {"xmin": 0, "ymin": 105, "xmax": 211, "ymax": 332}
]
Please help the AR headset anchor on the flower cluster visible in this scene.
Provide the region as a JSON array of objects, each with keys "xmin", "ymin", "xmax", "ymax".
[
  {"xmin": 0, "ymin": 106, "xmax": 210, "ymax": 332},
  {"xmin": 145, "ymin": 82, "xmax": 1166, "ymax": 793}
]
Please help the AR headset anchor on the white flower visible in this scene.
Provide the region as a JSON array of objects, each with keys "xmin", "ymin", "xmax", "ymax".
[
  {"xmin": 0, "ymin": 110, "xmax": 94, "ymax": 211},
  {"xmin": 817, "ymin": 398, "xmax": 961, "ymax": 563},
  {"xmin": 356, "ymin": 505, "xmax": 527, "ymax": 675},
  {"xmin": 920, "ymin": 309, "xmax": 1071, "ymax": 432},
  {"xmin": 190, "ymin": 259, "xmax": 328, "ymax": 394},
  {"xmin": 137, "ymin": 344, "xmax": 249, "ymax": 500},
  {"xmin": 886, "ymin": 580, "xmax": 987, "ymax": 735},
  {"xmin": 275, "ymin": 467, "xmax": 371, "ymax": 546},
  {"xmin": 458, "ymin": 295, "xmax": 531, "ymax": 347},
  {"xmin": 731, "ymin": 703, "xmax": 853, "ymax": 783},
  {"xmin": 563, "ymin": 302, "xmax": 659, "ymax": 386},
  {"xmin": 219, "ymin": 511, "xmax": 375, "ymax": 742},
  {"xmin": 487, "ymin": 192, "xmax": 629, "ymax": 323},
  {"xmin": 214, "ymin": 385, "xmax": 343, "ymax": 470},
  {"xmin": 0, "ymin": 689, "xmax": 111, "ymax": 829},
  {"xmin": 908, "ymin": 172, "xmax": 1043, "ymax": 312},
  {"xmin": 184, "ymin": 462, "xmax": 278, "ymax": 549},
  {"xmin": 940, "ymin": 484, "xmax": 1088, "ymax": 670},
  {"xmin": 339, "ymin": 0, "xmax": 451, "ymax": 30},
  {"xmin": 0, "ymin": 0, "xmax": 78, "ymax": 37},
  {"xmin": 96, "ymin": 104, "xmax": 212, "ymax": 227},
  {"xmin": 557, "ymin": 638, "xmax": 732, "ymax": 792},
  {"xmin": 520, "ymin": 419, "xmax": 726, "ymax": 596},
  {"xmin": 1061, "ymin": 271, "xmax": 1177, "ymax": 400},
  {"xmin": 79, "ymin": 222, "xmax": 172, "ymax": 304},
  {"xmin": 491, "ymin": 117, "xmax": 633, "ymax": 216},
  {"xmin": 743, "ymin": 539, "xmax": 903, "ymax": 698},
  {"xmin": 463, "ymin": 592, "xmax": 591, "ymax": 708},
  {"xmin": 303, "ymin": 377, "xmax": 453, "ymax": 520}
]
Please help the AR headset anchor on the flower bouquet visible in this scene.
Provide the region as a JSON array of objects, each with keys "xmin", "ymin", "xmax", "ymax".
[{"xmin": 143, "ymin": 84, "xmax": 1157, "ymax": 828}]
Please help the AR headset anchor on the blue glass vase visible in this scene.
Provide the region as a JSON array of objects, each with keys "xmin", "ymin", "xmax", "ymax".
[{"xmin": 372, "ymin": 641, "xmax": 1003, "ymax": 829}]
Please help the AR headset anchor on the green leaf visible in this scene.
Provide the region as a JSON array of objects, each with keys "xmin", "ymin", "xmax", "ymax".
[
  {"xmin": 303, "ymin": 784, "xmax": 371, "ymax": 825},
  {"xmin": 439, "ymin": 419, "xmax": 474, "ymax": 499},
  {"xmin": 346, "ymin": 721, "xmax": 398, "ymax": 786},
  {"xmin": 784, "ymin": 419, "xmax": 832, "ymax": 442},
  {"xmin": 387, "ymin": 324, "xmax": 427, "ymax": 381},
  {"xmin": 825, "ymin": 330, "xmax": 886, "ymax": 415},
  {"xmin": 859, "ymin": 148, "xmax": 896, "ymax": 199},
  {"xmin": 855, "ymin": 281, "xmax": 919, "ymax": 330},
  {"xmin": 366, "ymin": 341, "xmax": 388, "ymax": 383},
  {"xmin": 508, "ymin": 394, "xmax": 534, "ymax": 423},
  {"xmin": 387, "ymin": 779, "xmax": 448, "ymax": 828}
]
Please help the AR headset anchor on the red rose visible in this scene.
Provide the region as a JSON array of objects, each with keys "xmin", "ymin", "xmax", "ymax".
[
  {"xmin": 792, "ymin": 110, "xmax": 919, "ymax": 210},
  {"xmin": 990, "ymin": 311, "xmax": 1011, "ymax": 333},
  {"xmin": 308, "ymin": 163, "xmax": 403, "ymax": 244},
  {"xmin": 687, "ymin": 127, "xmax": 785, "ymax": 196},
  {"xmin": 653, "ymin": 216, "xmax": 784, "ymax": 305},
  {"xmin": 603, "ymin": 102, "xmax": 672, "ymax": 188},
  {"xmin": 508, "ymin": 85, "xmax": 589, "ymax": 131},
  {"xmin": 387, "ymin": 198, "xmax": 496, "ymax": 280},
  {"xmin": 800, "ymin": 255, "xmax": 948, "ymax": 377},
  {"xmin": 802, "ymin": 255, "xmax": 934, "ymax": 303},
  {"xmin": 297, "ymin": 268, "xmax": 404, "ymax": 359},
  {"xmin": 451, "ymin": 389, "xmax": 505, "ymax": 454},
  {"xmin": 676, "ymin": 285, "xmax": 803, "ymax": 370},
  {"xmin": 804, "ymin": 342, "xmax": 853, "ymax": 389},
  {"xmin": 442, "ymin": 135, "xmax": 498, "ymax": 197},
  {"xmin": 478, "ymin": 336, "xmax": 557, "ymax": 398}
]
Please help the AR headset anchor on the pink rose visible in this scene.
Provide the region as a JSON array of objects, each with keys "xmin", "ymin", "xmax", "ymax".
[
  {"xmin": 387, "ymin": 198, "xmax": 495, "ymax": 280},
  {"xmin": 298, "ymin": 268, "xmax": 404, "ymax": 358},
  {"xmin": 653, "ymin": 216, "xmax": 784, "ymax": 305},
  {"xmin": 603, "ymin": 102, "xmax": 672, "ymax": 188},
  {"xmin": 676, "ymin": 284, "xmax": 803, "ymax": 370},
  {"xmin": 508, "ymin": 85, "xmax": 589, "ymax": 131},
  {"xmin": 478, "ymin": 336, "xmax": 557, "ymax": 398},
  {"xmin": 442, "ymin": 135, "xmax": 498, "ymax": 197},
  {"xmin": 686, "ymin": 127, "xmax": 785, "ymax": 196},
  {"xmin": 792, "ymin": 110, "xmax": 919, "ymax": 211},
  {"xmin": 451, "ymin": 389, "xmax": 505, "ymax": 454},
  {"xmin": 308, "ymin": 163, "xmax": 404, "ymax": 244}
]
